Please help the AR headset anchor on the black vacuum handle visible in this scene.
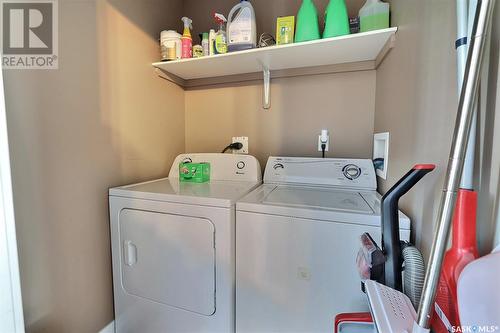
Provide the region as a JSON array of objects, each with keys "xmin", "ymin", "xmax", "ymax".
[{"xmin": 382, "ymin": 164, "xmax": 435, "ymax": 291}]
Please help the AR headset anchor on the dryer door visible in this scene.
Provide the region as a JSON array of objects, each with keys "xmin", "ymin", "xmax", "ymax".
[{"xmin": 119, "ymin": 209, "xmax": 215, "ymax": 315}]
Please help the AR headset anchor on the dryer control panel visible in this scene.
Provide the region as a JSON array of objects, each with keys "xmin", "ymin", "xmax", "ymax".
[
  {"xmin": 263, "ymin": 157, "xmax": 377, "ymax": 190},
  {"xmin": 169, "ymin": 153, "xmax": 262, "ymax": 182}
]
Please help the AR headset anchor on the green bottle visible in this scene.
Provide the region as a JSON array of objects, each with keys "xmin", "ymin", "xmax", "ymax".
[
  {"xmin": 295, "ymin": 0, "xmax": 320, "ymax": 43},
  {"xmin": 323, "ymin": 0, "xmax": 350, "ymax": 38}
]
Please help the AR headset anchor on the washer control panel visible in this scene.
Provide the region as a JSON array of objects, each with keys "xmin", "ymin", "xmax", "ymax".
[{"xmin": 264, "ymin": 157, "xmax": 377, "ymax": 190}]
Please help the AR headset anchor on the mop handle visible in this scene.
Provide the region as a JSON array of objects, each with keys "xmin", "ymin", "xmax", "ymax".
[{"xmin": 415, "ymin": 0, "xmax": 496, "ymax": 330}]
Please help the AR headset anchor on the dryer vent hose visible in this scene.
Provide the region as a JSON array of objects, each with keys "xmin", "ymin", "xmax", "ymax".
[{"xmin": 401, "ymin": 242, "xmax": 426, "ymax": 309}]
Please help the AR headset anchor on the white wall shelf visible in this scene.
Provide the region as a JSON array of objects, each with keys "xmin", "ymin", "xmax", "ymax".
[{"xmin": 153, "ymin": 27, "xmax": 397, "ymax": 109}]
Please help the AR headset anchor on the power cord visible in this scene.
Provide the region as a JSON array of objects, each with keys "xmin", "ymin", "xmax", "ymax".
[
  {"xmin": 321, "ymin": 143, "xmax": 326, "ymax": 158},
  {"xmin": 319, "ymin": 130, "xmax": 329, "ymax": 158},
  {"xmin": 221, "ymin": 142, "xmax": 243, "ymax": 153}
]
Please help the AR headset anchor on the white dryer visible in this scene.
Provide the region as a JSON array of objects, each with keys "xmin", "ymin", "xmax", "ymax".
[
  {"xmin": 109, "ymin": 153, "xmax": 261, "ymax": 333},
  {"xmin": 235, "ymin": 157, "xmax": 410, "ymax": 333}
]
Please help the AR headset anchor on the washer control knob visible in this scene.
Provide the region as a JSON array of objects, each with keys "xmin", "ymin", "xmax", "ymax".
[
  {"xmin": 343, "ymin": 164, "xmax": 361, "ymax": 180},
  {"xmin": 237, "ymin": 161, "xmax": 246, "ymax": 169},
  {"xmin": 273, "ymin": 163, "xmax": 284, "ymax": 170}
]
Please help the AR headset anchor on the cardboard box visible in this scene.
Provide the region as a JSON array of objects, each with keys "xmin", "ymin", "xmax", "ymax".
[
  {"xmin": 179, "ymin": 162, "xmax": 211, "ymax": 183},
  {"xmin": 276, "ymin": 16, "xmax": 295, "ymax": 45}
]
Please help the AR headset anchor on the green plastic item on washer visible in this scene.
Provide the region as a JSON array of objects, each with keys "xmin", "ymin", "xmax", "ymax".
[{"xmin": 179, "ymin": 162, "xmax": 211, "ymax": 183}]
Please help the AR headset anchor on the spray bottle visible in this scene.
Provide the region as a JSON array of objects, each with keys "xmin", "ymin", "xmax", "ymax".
[
  {"xmin": 181, "ymin": 17, "xmax": 193, "ymax": 58},
  {"xmin": 209, "ymin": 29, "xmax": 216, "ymax": 55},
  {"xmin": 213, "ymin": 13, "xmax": 228, "ymax": 54}
]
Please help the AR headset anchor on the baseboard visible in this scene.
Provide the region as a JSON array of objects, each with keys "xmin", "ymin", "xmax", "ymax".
[{"xmin": 99, "ymin": 321, "xmax": 114, "ymax": 333}]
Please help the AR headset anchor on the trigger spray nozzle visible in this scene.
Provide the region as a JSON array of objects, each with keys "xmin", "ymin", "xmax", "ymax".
[
  {"xmin": 181, "ymin": 16, "xmax": 192, "ymax": 30},
  {"xmin": 214, "ymin": 13, "xmax": 227, "ymax": 27}
]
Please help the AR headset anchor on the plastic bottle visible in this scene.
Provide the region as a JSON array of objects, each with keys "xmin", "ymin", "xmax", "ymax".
[
  {"xmin": 214, "ymin": 13, "xmax": 228, "ymax": 54},
  {"xmin": 160, "ymin": 30, "xmax": 182, "ymax": 61},
  {"xmin": 359, "ymin": 0, "xmax": 389, "ymax": 33},
  {"xmin": 323, "ymin": 0, "xmax": 350, "ymax": 38},
  {"xmin": 181, "ymin": 17, "xmax": 193, "ymax": 58},
  {"xmin": 295, "ymin": 0, "xmax": 320, "ymax": 43},
  {"xmin": 227, "ymin": 0, "xmax": 257, "ymax": 52},
  {"xmin": 209, "ymin": 29, "xmax": 216, "ymax": 56},
  {"xmin": 202, "ymin": 32, "xmax": 209, "ymax": 56}
]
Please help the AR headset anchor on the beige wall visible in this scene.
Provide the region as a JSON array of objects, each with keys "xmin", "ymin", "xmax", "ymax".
[
  {"xmin": 183, "ymin": 0, "xmax": 375, "ymax": 166},
  {"xmin": 185, "ymin": 72, "xmax": 376, "ymax": 166},
  {"xmin": 374, "ymin": 0, "xmax": 500, "ymax": 256},
  {"xmin": 3, "ymin": 0, "xmax": 184, "ymax": 331}
]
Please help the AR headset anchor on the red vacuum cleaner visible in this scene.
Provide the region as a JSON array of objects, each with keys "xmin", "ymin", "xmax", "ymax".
[
  {"xmin": 431, "ymin": 189, "xmax": 479, "ymax": 332},
  {"xmin": 431, "ymin": 0, "xmax": 482, "ymax": 330}
]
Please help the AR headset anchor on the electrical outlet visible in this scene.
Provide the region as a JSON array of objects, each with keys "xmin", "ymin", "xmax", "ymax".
[
  {"xmin": 232, "ymin": 136, "xmax": 248, "ymax": 154},
  {"xmin": 318, "ymin": 130, "xmax": 330, "ymax": 152}
]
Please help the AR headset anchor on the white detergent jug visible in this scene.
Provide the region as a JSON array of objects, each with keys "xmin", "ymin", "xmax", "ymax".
[{"xmin": 227, "ymin": 0, "xmax": 257, "ymax": 52}]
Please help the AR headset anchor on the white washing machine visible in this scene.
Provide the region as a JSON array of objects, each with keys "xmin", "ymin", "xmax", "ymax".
[
  {"xmin": 109, "ymin": 153, "xmax": 261, "ymax": 333},
  {"xmin": 235, "ymin": 157, "xmax": 410, "ymax": 333}
]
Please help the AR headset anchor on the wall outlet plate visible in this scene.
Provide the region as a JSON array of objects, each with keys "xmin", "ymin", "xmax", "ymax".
[
  {"xmin": 373, "ymin": 132, "xmax": 390, "ymax": 180},
  {"xmin": 318, "ymin": 135, "xmax": 330, "ymax": 152},
  {"xmin": 232, "ymin": 136, "xmax": 248, "ymax": 154}
]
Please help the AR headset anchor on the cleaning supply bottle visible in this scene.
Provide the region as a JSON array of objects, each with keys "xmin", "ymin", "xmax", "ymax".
[
  {"xmin": 295, "ymin": 0, "xmax": 320, "ymax": 43},
  {"xmin": 214, "ymin": 13, "xmax": 228, "ymax": 54},
  {"xmin": 181, "ymin": 17, "xmax": 193, "ymax": 58},
  {"xmin": 323, "ymin": 0, "xmax": 350, "ymax": 38},
  {"xmin": 209, "ymin": 29, "xmax": 216, "ymax": 55},
  {"xmin": 160, "ymin": 30, "xmax": 182, "ymax": 61},
  {"xmin": 227, "ymin": 0, "xmax": 257, "ymax": 52},
  {"xmin": 202, "ymin": 32, "xmax": 209, "ymax": 56},
  {"xmin": 359, "ymin": 0, "xmax": 389, "ymax": 33}
]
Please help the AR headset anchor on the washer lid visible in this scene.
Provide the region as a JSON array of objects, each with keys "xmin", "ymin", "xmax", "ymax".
[
  {"xmin": 109, "ymin": 177, "xmax": 261, "ymax": 208},
  {"xmin": 237, "ymin": 184, "xmax": 411, "ymax": 230},
  {"xmin": 263, "ymin": 186, "xmax": 373, "ymax": 214}
]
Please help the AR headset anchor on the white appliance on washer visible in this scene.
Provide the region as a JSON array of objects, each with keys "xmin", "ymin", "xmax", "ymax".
[
  {"xmin": 109, "ymin": 153, "xmax": 261, "ymax": 333},
  {"xmin": 235, "ymin": 157, "xmax": 410, "ymax": 333}
]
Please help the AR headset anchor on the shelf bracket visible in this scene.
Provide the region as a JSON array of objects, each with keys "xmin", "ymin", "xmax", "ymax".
[{"xmin": 263, "ymin": 67, "xmax": 270, "ymax": 109}]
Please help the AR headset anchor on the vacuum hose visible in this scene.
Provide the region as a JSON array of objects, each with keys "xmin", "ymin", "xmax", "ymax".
[{"xmin": 402, "ymin": 242, "xmax": 426, "ymax": 309}]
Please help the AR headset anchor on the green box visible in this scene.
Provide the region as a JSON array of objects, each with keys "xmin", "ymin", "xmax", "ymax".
[
  {"xmin": 179, "ymin": 162, "xmax": 211, "ymax": 183},
  {"xmin": 276, "ymin": 16, "xmax": 295, "ymax": 45}
]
